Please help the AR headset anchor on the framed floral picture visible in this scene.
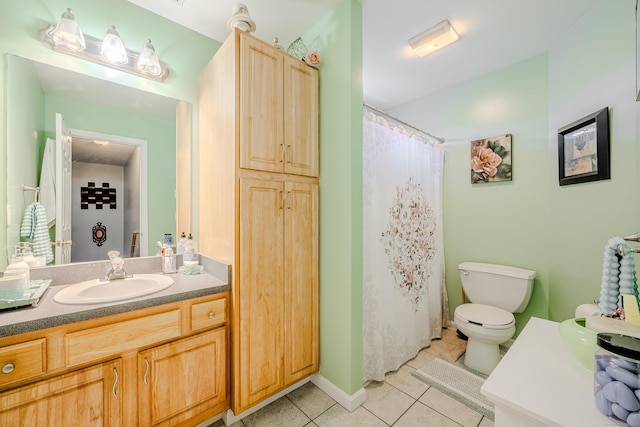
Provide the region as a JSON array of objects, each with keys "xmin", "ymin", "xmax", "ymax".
[
  {"xmin": 558, "ymin": 107, "xmax": 609, "ymax": 186},
  {"xmin": 470, "ymin": 134, "xmax": 512, "ymax": 184}
]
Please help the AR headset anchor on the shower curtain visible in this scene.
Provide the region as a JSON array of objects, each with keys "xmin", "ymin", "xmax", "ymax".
[{"xmin": 362, "ymin": 106, "xmax": 447, "ymax": 382}]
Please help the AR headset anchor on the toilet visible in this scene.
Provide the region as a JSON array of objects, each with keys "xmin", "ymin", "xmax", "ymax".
[{"xmin": 454, "ymin": 262, "xmax": 537, "ymax": 375}]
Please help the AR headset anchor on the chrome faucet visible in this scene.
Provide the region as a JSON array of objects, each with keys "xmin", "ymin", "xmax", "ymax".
[{"xmin": 105, "ymin": 250, "xmax": 128, "ymax": 280}]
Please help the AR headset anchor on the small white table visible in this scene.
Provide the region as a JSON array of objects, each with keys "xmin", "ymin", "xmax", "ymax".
[{"xmin": 481, "ymin": 317, "xmax": 611, "ymax": 426}]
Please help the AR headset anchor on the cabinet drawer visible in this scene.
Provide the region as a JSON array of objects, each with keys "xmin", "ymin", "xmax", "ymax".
[
  {"xmin": 192, "ymin": 298, "xmax": 226, "ymax": 331},
  {"xmin": 0, "ymin": 339, "xmax": 46, "ymax": 386},
  {"xmin": 66, "ymin": 310, "xmax": 181, "ymax": 367}
]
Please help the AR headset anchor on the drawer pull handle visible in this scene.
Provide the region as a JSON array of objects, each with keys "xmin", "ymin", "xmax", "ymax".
[
  {"xmin": 144, "ymin": 358, "xmax": 150, "ymax": 385},
  {"xmin": 2, "ymin": 363, "xmax": 15, "ymax": 374},
  {"xmin": 112, "ymin": 367, "xmax": 118, "ymax": 397},
  {"xmin": 209, "ymin": 311, "xmax": 215, "ymax": 319}
]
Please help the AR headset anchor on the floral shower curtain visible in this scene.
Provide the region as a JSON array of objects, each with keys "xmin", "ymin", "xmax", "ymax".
[{"xmin": 362, "ymin": 106, "xmax": 447, "ymax": 382}]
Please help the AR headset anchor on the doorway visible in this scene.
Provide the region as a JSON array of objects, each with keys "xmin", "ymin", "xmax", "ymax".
[{"xmin": 68, "ymin": 128, "xmax": 148, "ymax": 262}]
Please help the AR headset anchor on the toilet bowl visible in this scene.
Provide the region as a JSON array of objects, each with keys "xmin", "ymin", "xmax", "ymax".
[
  {"xmin": 454, "ymin": 303, "xmax": 515, "ymax": 375},
  {"xmin": 455, "ymin": 262, "xmax": 536, "ymax": 375}
]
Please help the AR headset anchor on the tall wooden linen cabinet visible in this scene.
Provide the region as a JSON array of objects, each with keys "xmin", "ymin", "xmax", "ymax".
[{"xmin": 198, "ymin": 29, "xmax": 319, "ymax": 415}]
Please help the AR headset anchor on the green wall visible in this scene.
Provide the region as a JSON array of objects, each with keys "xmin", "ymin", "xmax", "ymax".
[
  {"xmin": 392, "ymin": 0, "xmax": 638, "ymax": 330},
  {"xmin": 4, "ymin": 55, "xmax": 46, "ymax": 261},
  {"xmin": 304, "ymin": 0, "xmax": 364, "ymax": 395}
]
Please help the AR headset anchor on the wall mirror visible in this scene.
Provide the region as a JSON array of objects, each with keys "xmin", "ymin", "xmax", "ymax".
[{"xmin": 4, "ymin": 54, "xmax": 185, "ymax": 266}]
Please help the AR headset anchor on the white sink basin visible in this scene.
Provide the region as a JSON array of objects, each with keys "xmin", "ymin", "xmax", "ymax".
[{"xmin": 54, "ymin": 274, "xmax": 174, "ymax": 305}]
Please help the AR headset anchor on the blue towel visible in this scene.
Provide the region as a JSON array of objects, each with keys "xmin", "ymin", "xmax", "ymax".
[{"xmin": 20, "ymin": 203, "xmax": 54, "ymax": 264}]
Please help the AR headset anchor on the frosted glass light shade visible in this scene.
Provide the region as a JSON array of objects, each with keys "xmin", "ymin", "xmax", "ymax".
[
  {"xmin": 409, "ymin": 20, "xmax": 460, "ymax": 57},
  {"xmin": 101, "ymin": 25, "xmax": 128, "ymax": 64},
  {"xmin": 52, "ymin": 8, "xmax": 86, "ymax": 52},
  {"xmin": 136, "ymin": 40, "xmax": 162, "ymax": 76}
]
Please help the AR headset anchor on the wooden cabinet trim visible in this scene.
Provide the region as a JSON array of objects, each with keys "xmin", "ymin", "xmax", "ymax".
[
  {"xmin": 192, "ymin": 298, "xmax": 227, "ymax": 332},
  {"xmin": 65, "ymin": 310, "xmax": 182, "ymax": 368},
  {"xmin": 0, "ymin": 338, "xmax": 46, "ymax": 387}
]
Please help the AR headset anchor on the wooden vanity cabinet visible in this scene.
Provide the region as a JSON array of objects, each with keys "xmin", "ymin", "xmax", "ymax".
[
  {"xmin": 138, "ymin": 328, "xmax": 226, "ymax": 427},
  {"xmin": 239, "ymin": 31, "xmax": 319, "ymax": 177},
  {"xmin": 199, "ymin": 28, "xmax": 319, "ymax": 415},
  {"xmin": 199, "ymin": 26, "xmax": 319, "ymax": 415},
  {"xmin": 0, "ymin": 292, "xmax": 228, "ymax": 427},
  {"xmin": 0, "ymin": 359, "xmax": 122, "ymax": 426}
]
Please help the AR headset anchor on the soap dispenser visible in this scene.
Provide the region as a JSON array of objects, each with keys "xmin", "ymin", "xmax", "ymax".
[
  {"xmin": 176, "ymin": 232, "xmax": 187, "ymax": 255},
  {"xmin": 6, "ymin": 245, "xmax": 30, "ymax": 283},
  {"xmin": 183, "ymin": 233, "xmax": 199, "ymax": 264}
]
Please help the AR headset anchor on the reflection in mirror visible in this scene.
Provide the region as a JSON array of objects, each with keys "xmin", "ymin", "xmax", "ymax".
[{"xmin": 4, "ymin": 54, "xmax": 183, "ymax": 266}]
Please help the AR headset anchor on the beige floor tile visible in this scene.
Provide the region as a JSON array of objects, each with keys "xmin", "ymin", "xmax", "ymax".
[
  {"xmin": 363, "ymin": 381, "xmax": 415, "ymax": 425},
  {"xmin": 479, "ymin": 417, "xmax": 495, "ymax": 427},
  {"xmin": 440, "ymin": 327, "xmax": 460, "ymax": 343},
  {"xmin": 424, "ymin": 339, "xmax": 465, "ymax": 362},
  {"xmin": 304, "ymin": 422, "xmax": 319, "ymax": 427},
  {"xmin": 314, "ymin": 405, "xmax": 387, "ymax": 427},
  {"xmin": 241, "ymin": 396, "xmax": 311, "ymax": 427},
  {"xmin": 405, "ymin": 347, "xmax": 438, "ymax": 369},
  {"xmin": 287, "ymin": 382, "xmax": 337, "ymax": 419},
  {"xmin": 384, "ymin": 364, "xmax": 429, "ymax": 399},
  {"xmin": 394, "ymin": 401, "xmax": 461, "ymax": 427},
  {"xmin": 419, "ymin": 388, "xmax": 483, "ymax": 427}
]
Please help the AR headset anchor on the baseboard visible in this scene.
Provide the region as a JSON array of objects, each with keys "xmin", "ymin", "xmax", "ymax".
[
  {"xmin": 222, "ymin": 377, "xmax": 311, "ymax": 425},
  {"xmin": 310, "ymin": 373, "xmax": 366, "ymax": 413},
  {"xmin": 213, "ymin": 374, "xmax": 367, "ymax": 425}
]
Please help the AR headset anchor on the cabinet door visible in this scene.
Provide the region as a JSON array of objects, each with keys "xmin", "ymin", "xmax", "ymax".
[
  {"xmin": 284, "ymin": 181, "xmax": 319, "ymax": 384},
  {"xmin": 283, "ymin": 56, "xmax": 319, "ymax": 177},
  {"xmin": 138, "ymin": 329, "xmax": 226, "ymax": 427},
  {"xmin": 239, "ymin": 33, "xmax": 284, "ymax": 173},
  {"xmin": 0, "ymin": 359, "xmax": 122, "ymax": 426},
  {"xmin": 237, "ymin": 177, "xmax": 285, "ymax": 410}
]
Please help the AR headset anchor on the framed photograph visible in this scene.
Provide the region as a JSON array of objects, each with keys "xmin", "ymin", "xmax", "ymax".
[
  {"xmin": 470, "ymin": 134, "xmax": 512, "ymax": 184},
  {"xmin": 558, "ymin": 107, "xmax": 609, "ymax": 186}
]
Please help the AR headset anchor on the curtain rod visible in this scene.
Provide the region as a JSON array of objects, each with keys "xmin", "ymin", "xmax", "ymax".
[{"xmin": 363, "ymin": 103, "xmax": 444, "ymax": 143}]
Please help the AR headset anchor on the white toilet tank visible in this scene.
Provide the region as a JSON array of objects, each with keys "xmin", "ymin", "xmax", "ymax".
[{"xmin": 458, "ymin": 262, "xmax": 537, "ymax": 313}]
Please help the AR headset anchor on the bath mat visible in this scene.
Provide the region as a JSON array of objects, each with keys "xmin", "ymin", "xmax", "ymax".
[{"xmin": 413, "ymin": 357, "xmax": 494, "ymax": 420}]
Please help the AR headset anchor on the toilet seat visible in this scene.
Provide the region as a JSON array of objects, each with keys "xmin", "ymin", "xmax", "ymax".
[{"xmin": 455, "ymin": 303, "xmax": 514, "ymax": 330}]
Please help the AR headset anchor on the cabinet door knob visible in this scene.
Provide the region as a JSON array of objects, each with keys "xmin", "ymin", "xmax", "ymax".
[
  {"xmin": 209, "ymin": 312, "xmax": 216, "ymax": 319},
  {"xmin": 2, "ymin": 363, "xmax": 15, "ymax": 374}
]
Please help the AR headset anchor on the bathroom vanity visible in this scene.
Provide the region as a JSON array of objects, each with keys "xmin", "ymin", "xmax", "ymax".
[
  {"xmin": 0, "ymin": 257, "xmax": 230, "ymax": 426},
  {"xmin": 482, "ymin": 317, "xmax": 610, "ymax": 426}
]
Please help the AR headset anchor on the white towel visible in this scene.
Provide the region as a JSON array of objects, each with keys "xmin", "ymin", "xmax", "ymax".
[
  {"xmin": 39, "ymin": 138, "xmax": 56, "ymax": 228},
  {"xmin": 20, "ymin": 203, "xmax": 54, "ymax": 264}
]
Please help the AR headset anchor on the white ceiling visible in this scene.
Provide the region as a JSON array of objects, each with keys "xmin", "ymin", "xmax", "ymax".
[{"xmin": 129, "ymin": 0, "xmax": 598, "ymax": 110}]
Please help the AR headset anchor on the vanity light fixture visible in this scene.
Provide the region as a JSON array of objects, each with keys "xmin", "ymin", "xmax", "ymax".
[
  {"xmin": 409, "ymin": 20, "xmax": 460, "ymax": 57},
  {"xmin": 101, "ymin": 26, "xmax": 128, "ymax": 65},
  {"xmin": 136, "ymin": 40, "xmax": 162, "ymax": 76},
  {"xmin": 41, "ymin": 9, "xmax": 169, "ymax": 82},
  {"xmin": 51, "ymin": 8, "xmax": 86, "ymax": 52}
]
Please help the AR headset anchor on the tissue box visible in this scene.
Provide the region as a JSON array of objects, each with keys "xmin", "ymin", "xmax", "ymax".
[{"xmin": 0, "ymin": 274, "xmax": 28, "ymax": 300}]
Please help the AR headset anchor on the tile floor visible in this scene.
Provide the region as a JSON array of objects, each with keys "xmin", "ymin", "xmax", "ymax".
[{"xmin": 211, "ymin": 328, "xmax": 495, "ymax": 427}]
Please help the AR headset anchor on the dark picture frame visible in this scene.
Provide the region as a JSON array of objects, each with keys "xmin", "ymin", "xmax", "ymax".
[{"xmin": 558, "ymin": 107, "xmax": 609, "ymax": 186}]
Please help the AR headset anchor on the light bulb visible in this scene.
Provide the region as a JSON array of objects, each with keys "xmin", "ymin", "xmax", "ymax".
[{"xmin": 101, "ymin": 25, "xmax": 128, "ymax": 64}]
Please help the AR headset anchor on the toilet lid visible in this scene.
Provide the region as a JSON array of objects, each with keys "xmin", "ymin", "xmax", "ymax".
[{"xmin": 456, "ymin": 303, "xmax": 514, "ymax": 328}]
